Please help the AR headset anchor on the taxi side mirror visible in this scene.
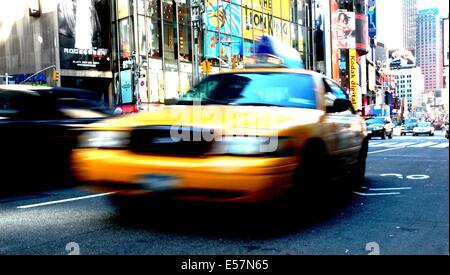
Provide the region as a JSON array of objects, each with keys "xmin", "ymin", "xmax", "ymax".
[{"xmin": 327, "ymin": 98, "xmax": 351, "ymax": 113}]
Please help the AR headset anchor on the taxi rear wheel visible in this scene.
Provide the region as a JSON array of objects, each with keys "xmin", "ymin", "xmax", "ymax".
[{"xmin": 349, "ymin": 138, "xmax": 368, "ymax": 190}]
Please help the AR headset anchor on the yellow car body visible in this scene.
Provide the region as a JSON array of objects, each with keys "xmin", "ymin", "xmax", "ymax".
[{"xmin": 72, "ymin": 68, "xmax": 368, "ymax": 203}]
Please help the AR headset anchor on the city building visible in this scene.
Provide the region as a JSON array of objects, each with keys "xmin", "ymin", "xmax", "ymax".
[
  {"xmin": 0, "ymin": 0, "xmax": 321, "ymax": 110},
  {"xmin": 0, "ymin": 1, "xmax": 114, "ymax": 105},
  {"xmin": 402, "ymin": 0, "xmax": 417, "ymax": 50},
  {"xmin": 114, "ymin": 0, "xmax": 319, "ymax": 107},
  {"xmin": 329, "ymin": 0, "xmax": 369, "ymax": 112},
  {"xmin": 416, "ymin": 8, "xmax": 442, "ymax": 95},
  {"xmin": 391, "ymin": 67, "xmax": 425, "ymax": 116}
]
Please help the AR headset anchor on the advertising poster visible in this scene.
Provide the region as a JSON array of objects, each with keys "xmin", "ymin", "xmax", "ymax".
[
  {"xmin": 389, "ymin": 49, "xmax": 416, "ymax": 69},
  {"xmin": 330, "ymin": 0, "xmax": 340, "ymax": 81},
  {"xmin": 242, "ymin": 0, "xmax": 290, "ymax": 40},
  {"xmin": 349, "ymin": 48, "xmax": 359, "ymax": 110},
  {"xmin": 205, "ymin": 1, "xmax": 241, "ymax": 37},
  {"xmin": 367, "ymin": 0, "xmax": 376, "ymax": 38},
  {"xmin": 204, "ymin": 31, "xmax": 218, "ymax": 57},
  {"xmin": 120, "ymin": 69, "xmax": 133, "ymax": 104},
  {"xmin": 355, "ymin": 12, "xmax": 368, "ymax": 51},
  {"xmin": 332, "ymin": 10, "xmax": 356, "ymax": 49},
  {"xmin": 57, "ymin": 0, "xmax": 111, "ymax": 70}
]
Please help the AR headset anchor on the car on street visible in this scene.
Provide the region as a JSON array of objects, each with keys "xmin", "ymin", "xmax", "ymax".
[
  {"xmin": 445, "ymin": 122, "xmax": 449, "ymax": 139},
  {"xmin": 413, "ymin": 121, "xmax": 435, "ymax": 136},
  {"xmin": 365, "ymin": 117, "xmax": 394, "ymax": 139},
  {"xmin": 0, "ymin": 85, "xmax": 112, "ymax": 187},
  {"xmin": 72, "ymin": 37, "xmax": 369, "ymax": 206},
  {"xmin": 401, "ymin": 118, "xmax": 419, "ymax": 136}
]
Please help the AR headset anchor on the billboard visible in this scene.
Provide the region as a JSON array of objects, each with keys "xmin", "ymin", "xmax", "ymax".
[
  {"xmin": 355, "ymin": 12, "xmax": 368, "ymax": 51},
  {"xmin": 241, "ymin": 0, "xmax": 290, "ymax": 42},
  {"xmin": 58, "ymin": 0, "xmax": 111, "ymax": 71},
  {"xmin": 444, "ymin": 18, "xmax": 449, "ymax": 67},
  {"xmin": 367, "ymin": 0, "xmax": 376, "ymax": 38},
  {"xmin": 205, "ymin": 0, "xmax": 242, "ymax": 37},
  {"xmin": 349, "ymin": 49, "xmax": 359, "ymax": 110},
  {"xmin": 389, "ymin": 49, "xmax": 416, "ymax": 69},
  {"xmin": 332, "ymin": 11, "xmax": 356, "ymax": 49}
]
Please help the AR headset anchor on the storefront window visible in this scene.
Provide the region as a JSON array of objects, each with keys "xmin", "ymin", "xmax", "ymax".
[
  {"xmin": 119, "ymin": 19, "xmax": 132, "ymax": 61},
  {"xmin": 178, "ymin": 2, "xmax": 191, "ymax": 62},
  {"xmin": 163, "ymin": 0, "xmax": 175, "ymax": 60}
]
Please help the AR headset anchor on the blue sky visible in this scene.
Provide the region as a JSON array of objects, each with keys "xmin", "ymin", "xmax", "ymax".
[{"xmin": 376, "ymin": 0, "xmax": 448, "ymax": 49}]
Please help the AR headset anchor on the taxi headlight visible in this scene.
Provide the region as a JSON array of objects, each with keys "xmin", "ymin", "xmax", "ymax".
[
  {"xmin": 211, "ymin": 136, "xmax": 291, "ymax": 156},
  {"xmin": 79, "ymin": 131, "xmax": 130, "ymax": 148}
]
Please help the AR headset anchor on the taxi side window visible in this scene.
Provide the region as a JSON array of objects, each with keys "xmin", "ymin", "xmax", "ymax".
[{"xmin": 322, "ymin": 79, "xmax": 353, "ymax": 114}]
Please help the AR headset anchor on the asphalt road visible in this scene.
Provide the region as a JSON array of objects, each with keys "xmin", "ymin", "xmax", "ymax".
[{"xmin": 0, "ymin": 132, "xmax": 448, "ymax": 255}]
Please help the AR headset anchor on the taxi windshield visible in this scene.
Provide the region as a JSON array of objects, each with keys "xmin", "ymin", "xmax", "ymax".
[
  {"xmin": 177, "ymin": 73, "xmax": 317, "ymax": 109},
  {"xmin": 366, "ymin": 117, "xmax": 385, "ymax": 125}
]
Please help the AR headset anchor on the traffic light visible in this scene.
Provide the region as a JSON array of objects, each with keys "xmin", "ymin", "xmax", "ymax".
[
  {"xmin": 201, "ymin": 60, "xmax": 212, "ymax": 74},
  {"xmin": 231, "ymin": 57, "xmax": 237, "ymax": 69},
  {"xmin": 52, "ymin": 69, "xmax": 59, "ymax": 81}
]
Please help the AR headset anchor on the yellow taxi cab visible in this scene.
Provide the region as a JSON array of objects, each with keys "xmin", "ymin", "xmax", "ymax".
[{"xmin": 71, "ymin": 36, "xmax": 368, "ymax": 204}]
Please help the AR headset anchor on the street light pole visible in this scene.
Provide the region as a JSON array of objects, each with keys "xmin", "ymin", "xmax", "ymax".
[{"xmin": 191, "ymin": 0, "xmax": 201, "ymax": 85}]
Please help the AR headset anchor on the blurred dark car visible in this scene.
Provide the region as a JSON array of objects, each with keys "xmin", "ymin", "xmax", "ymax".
[
  {"xmin": 365, "ymin": 117, "xmax": 394, "ymax": 139},
  {"xmin": 445, "ymin": 122, "xmax": 449, "ymax": 139},
  {"xmin": 0, "ymin": 85, "xmax": 112, "ymax": 190},
  {"xmin": 400, "ymin": 118, "xmax": 418, "ymax": 136}
]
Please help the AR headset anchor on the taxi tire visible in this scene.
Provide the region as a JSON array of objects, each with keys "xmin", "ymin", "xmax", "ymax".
[
  {"xmin": 292, "ymin": 139, "xmax": 333, "ymax": 201},
  {"xmin": 349, "ymin": 138, "xmax": 368, "ymax": 190}
]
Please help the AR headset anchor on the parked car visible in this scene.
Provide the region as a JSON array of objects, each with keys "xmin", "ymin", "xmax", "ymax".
[
  {"xmin": 400, "ymin": 118, "xmax": 418, "ymax": 136},
  {"xmin": 0, "ymin": 85, "xmax": 112, "ymax": 190},
  {"xmin": 413, "ymin": 122, "xmax": 435, "ymax": 136},
  {"xmin": 365, "ymin": 117, "xmax": 394, "ymax": 139}
]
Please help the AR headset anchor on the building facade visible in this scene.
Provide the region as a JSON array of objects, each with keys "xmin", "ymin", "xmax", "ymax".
[
  {"xmin": 0, "ymin": 0, "xmax": 332, "ymax": 110},
  {"xmin": 402, "ymin": 0, "xmax": 417, "ymax": 50},
  {"xmin": 392, "ymin": 67, "xmax": 424, "ymax": 116},
  {"xmin": 0, "ymin": 1, "xmax": 114, "ymax": 105},
  {"xmin": 416, "ymin": 8, "xmax": 442, "ymax": 95},
  {"xmin": 329, "ymin": 0, "xmax": 369, "ymax": 112},
  {"xmin": 112, "ymin": 0, "xmax": 321, "ymax": 109}
]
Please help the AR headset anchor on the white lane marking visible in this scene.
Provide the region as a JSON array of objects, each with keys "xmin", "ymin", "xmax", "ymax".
[
  {"xmin": 369, "ymin": 187, "xmax": 413, "ymax": 191},
  {"xmin": 368, "ymin": 147, "xmax": 406, "ymax": 155},
  {"xmin": 380, "ymin": 173, "xmax": 404, "ymax": 179},
  {"xmin": 430, "ymin": 143, "xmax": 449, "ymax": 148},
  {"xmin": 409, "ymin": 142, "xmax": 438, "ymax": 148},
  {"xmin": 369, "ymin": 142, "xmax": 382, "ymax": 146},
  {"xmin": 370, "ymin": 142, "xmax": 399, "ymax": 147},
  {"xmin": 353, "ymin": 192, "xmax": 401, "ymax": 196},
  {"xmin": 17, "ymin": 192, "xmax": 116, "ymax": 209},
  {"xmin": 387, "ymin": 142, "xmax": 417, "ymax": 147}
]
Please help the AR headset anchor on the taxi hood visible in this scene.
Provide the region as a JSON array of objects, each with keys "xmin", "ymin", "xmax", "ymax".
[{"xmin": 87, "ymin": 105, "xmax": 324, "ymax": 135}]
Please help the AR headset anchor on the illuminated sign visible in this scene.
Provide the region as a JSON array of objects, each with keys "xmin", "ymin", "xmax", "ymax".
[
  {"xmin": 349, "ymin": 49, "xmax": 359, "ymax": 110},
  {"xmin": 332, "ymin": 11, "xmax": 356, "ymax": 49},
  {"xmin": 367, "ymin": 0, "xmax": 376, "ymax": 38}
]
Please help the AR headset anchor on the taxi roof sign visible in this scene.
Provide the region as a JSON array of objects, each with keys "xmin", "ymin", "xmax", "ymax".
[{"xmin": 245, "ymin": 35, "xmax": 305, "ymax": 69}]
